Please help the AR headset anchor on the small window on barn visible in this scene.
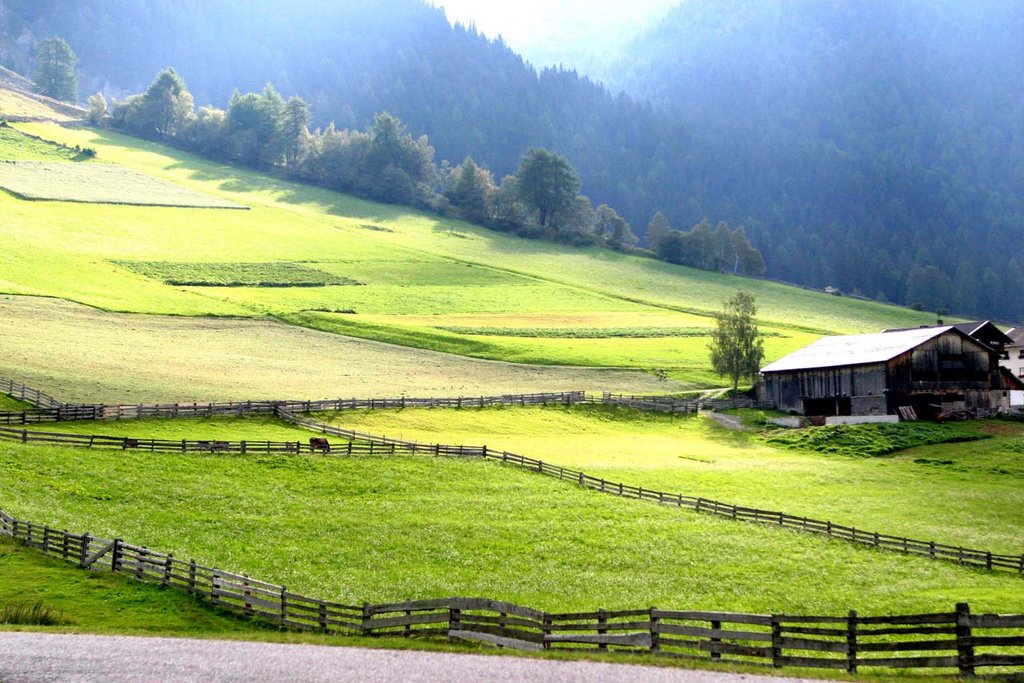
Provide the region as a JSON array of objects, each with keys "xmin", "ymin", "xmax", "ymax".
[{"xmin": 1018, "ymin": 349, "xmax": 1024, "ymax": 359}]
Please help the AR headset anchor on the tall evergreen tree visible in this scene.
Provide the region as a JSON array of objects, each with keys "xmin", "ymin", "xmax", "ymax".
[
  {"xmin": 279, "ymin": 96, "xmax": 311, "ymax": 170},
  {"xmin": 646, "ymin": 211, "xmax": 671, "ymax": 251},
  {"xmin": 32, "ymin": 37, "xmax": 78, "ymax": 102}
]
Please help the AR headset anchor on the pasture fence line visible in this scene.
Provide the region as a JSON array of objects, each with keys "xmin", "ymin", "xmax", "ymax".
[
  {"xmin": 0, "ymin": 507, "xmax": 1021, "ymax": 675},
  {"xmin": 0, "ymin": 386, "xmax": 587, "ymax": 424},
  {"xmin": 0, "ymin": 378, "xmax": 65, "ymax": 410},
  {"xmin": 0, "ymin": 425, "xmax": 414, "ymax": 457},
  {"xmin": 276, "ymin": 409, "xmax": 1024, "ymax": 575},
  {"xmin": 597, "ymin": 392, "xmax": 774, "ymax": 413},
  {"xmin": 0, "ymin": 375, "xmax": 776, "ymax": 422}
]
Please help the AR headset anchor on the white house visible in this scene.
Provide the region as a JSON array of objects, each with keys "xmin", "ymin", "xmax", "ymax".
[{"xmin": 1002, "ymin": 328, "xmax": 1024, "ymax": 408}]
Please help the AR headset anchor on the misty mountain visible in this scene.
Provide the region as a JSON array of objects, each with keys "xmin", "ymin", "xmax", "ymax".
[
  {"xmin": 1, "ymin": 0, "xmax": 1022, "ymax": 320},
  {"xmin": 606, "ymin": 0, "xmax": 1024, "ymax": 319}
]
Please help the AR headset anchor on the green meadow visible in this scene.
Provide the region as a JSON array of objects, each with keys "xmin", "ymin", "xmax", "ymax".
[
  {"xmin": 0, "ymin": 121, "xmax": 942, "ymax": 392},
  {"xmin": 1, "ymin": 440, "xmax": 1019, "ymax": 616},
  {"xmin": 29, "ymin": 405, "xmax": 1024, "ymax": 559},
  {"xmin": 326, "ymin": 405, "xmax": 1024, "ymax": 555}
]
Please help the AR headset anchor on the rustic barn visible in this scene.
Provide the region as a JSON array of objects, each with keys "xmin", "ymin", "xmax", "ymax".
[{"xmin": 760, "ymin": 326, "xmax": 1022, "ymax": 418}]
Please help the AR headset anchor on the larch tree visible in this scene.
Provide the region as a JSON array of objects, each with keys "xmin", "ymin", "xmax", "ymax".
[
  {"xmin": 708, "ymin": 290, "xmax": 764, "ymax": 392},
  {"xmin": 32, "ymin": 37, "xmax": 78, "ymax": 102}
]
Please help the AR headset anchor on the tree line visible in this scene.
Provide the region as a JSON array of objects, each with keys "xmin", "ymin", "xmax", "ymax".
[{"xmin": 94, "ymin": 66, "xmax": 765, "ymax": 274}]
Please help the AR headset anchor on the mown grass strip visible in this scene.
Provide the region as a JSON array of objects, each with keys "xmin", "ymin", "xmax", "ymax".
[
  {"xmin": 112, "ymin": 261, "xmax": 362, "ymax": 288},
  {"xmin": 0, "ymin": 160, "xmax": 245, "ymax": 209}
]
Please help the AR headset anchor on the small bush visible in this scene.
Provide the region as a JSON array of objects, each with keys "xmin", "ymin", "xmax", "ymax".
[{"xmin": 0, "ymin": 600, "xmax": 68, "ymax": 626}]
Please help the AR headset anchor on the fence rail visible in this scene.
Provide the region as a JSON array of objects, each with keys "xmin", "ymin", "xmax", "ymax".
[
  {"xmin": 598, "ymin": 392, "xmax": 774, "ymax": 413},
  {"xmin": 0, "ymin": 426, "xmax": 417, "ymax": 456},
  {"xmin": 0, "ymin": 378, "xmax": 64, "ymax": 410},
  {"xmin": 0, "ymin": 508, "xmax": 1020, "ymax": 675},
  {"xmin": 0, "ymin": 386, "xmax": 587, "ymax": 424}
]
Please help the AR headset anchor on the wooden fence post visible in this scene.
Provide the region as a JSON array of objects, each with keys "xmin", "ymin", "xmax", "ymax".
[
  {"xmin": 650, "ymin": 607, "xmax": 660, "ymax": 654},
  {"xmin": 111, "ymin": 538, "xmax": 121, "ymax": 572},
  {"xmin": 280, "ymin": 586, "xmax": 288, "ymax": 629},
  {"xmin": 771, "ymin": 615, "xmax": 782, "ymax": 668},
  {"xmin": 361, "ymin": 603, "xmax": 372, "ymax": 636},
  {"xmin": 211, "ymin": 571, "xmax": 220, "ymax": 606},
  {"xmin": 448, "ymin": 606, "xmax": 461, "ymax": 640},
  {"xmin": 711, "ymin": 619, "xmax": 722, "ymax": 660},
  {"xmin": 956, "ymin": 602, "xmax": 975, "ymax": 677},
  {"xmin": 188, "ymin": 559, "xmax": 196, "ymax": 593},
  {"xmin": 318, "ymin": 601, "xmax": 328, "ymax": 632},
  {"xmin": 79, "ymin": 533, "xmax": 90, "ymax": 567},
  {"xmin": 847, "ymin": 610, "xmax": 858, "ymax": 673},
  {"xmin": 242, "ymin": 575, "xmax": 253, "ymax": 616},
  {"xmin": 542, "ymin": 614, "xmax": 552, "ymax": 650},
  {"xmin": 163, "ymin": 554, "xmax": 173, "ymax": 586}
]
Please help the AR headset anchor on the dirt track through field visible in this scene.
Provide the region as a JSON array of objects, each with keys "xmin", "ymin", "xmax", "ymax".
[
  {"xmin": 0, "ymin": 295, "xmax": 680, "ymax": 403},
  {"xmin": 0, "ymin": 632, "xmax": 834, "ymax": 683}
]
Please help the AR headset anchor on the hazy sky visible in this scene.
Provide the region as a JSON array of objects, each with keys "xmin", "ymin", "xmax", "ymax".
[{"xmin": 431, "ymin": 1, "xmax": 679, "ymax": 65}]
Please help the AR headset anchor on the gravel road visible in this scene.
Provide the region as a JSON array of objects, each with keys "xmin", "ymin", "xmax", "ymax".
[{"xmin": 0, "ymin": 632, "xmax": 834, "ymax": 683}]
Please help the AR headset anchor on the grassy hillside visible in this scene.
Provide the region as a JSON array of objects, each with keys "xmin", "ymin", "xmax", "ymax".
[
  {"xmin": 1, "ymin": 440, "xmax": 1018, "ymax": 616},
  {"xmin": 0, "ymin": 118, "xmax": 942, "ymax": 392}
]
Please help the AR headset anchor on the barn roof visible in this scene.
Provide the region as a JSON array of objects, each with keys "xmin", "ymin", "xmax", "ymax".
[{"xmin": 761, "ymin": 326, "xmax": 955, "ymax": 373}]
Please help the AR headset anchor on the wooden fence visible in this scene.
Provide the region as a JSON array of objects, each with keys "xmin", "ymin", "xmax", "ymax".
[
  {"xmin": 0, "ymin": 425, "xmax": 418, "ymax": 456},
  {"xmin": 0, "ymin": 390, "xmax": 586, "ymax": 424},
  {"xmin": 0, "ymin": 508, "xmax": 1021, "ymax": 675},
  {"xmin": 599, "ymin": 392, "xmax": 774, "ymax": 413},
  {"xmin": 0, "ymin": 378, "xmax": 64, "ymax": 410},
  {"xmin": 277, "ymin": 409, "xmax": 1024, "ymax": 574}
]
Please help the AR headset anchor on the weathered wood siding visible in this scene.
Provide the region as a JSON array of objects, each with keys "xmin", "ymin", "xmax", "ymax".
[
  {"xmin": 762, "ymin": 364, "xmax": 887, "ymax": 414},
  {"xmin": 763, "ymin": 329, "xmax": 999, "ymax": 416}
]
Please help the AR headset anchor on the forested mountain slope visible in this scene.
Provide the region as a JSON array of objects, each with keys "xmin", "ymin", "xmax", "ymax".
[
  {"xmin": 606, "ymin": 0, "xmax": 1024, "ymax": 319},
  {"xmin": 1, "ymin": 0, "xmax": 1021, "ymax": 320}
]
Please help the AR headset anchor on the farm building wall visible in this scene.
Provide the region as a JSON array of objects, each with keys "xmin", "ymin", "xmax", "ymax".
[
  {"xmin": 762, "ymin": 329, "xmax": 1001, "ymax": 417},
  {"xmin": 761, "ymin": 364, "xmax": 888, "ymax": 415}
]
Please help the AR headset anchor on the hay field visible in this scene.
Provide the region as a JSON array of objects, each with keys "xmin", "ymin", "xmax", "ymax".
[
  {"xmin": 0, "ymin": 160, "xmax": 246, "ymax": 209},
  {"xmin": 0, "ymin": 295, "xmax": 678, "ymax": 403}
]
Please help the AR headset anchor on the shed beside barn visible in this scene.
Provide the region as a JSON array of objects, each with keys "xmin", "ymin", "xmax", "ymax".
[{"xmin": 760, "ymin": 326, "xmax": 1019, "ymax": 418}]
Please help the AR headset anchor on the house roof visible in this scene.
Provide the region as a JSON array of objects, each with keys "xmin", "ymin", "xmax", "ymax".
[
  {"xmin": 1006, "ymin": 327, "xmax": 1024, "ymax": 346},
  {"xmin": 952, "ymin": 321, "xmax": 1013, "ymax": 347},
  {"xmin": 761, "ymin": 326, "xmax": 955, "ymax": 373},
  {"xmin": 884, "ymin": 320, "xmax": 1013, "ymax": 350}
]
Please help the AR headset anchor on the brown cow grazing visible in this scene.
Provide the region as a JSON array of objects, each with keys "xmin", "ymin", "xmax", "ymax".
[{"xmin": 309, "ymin": 437, "xmax": 330, "ymax": 452}]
